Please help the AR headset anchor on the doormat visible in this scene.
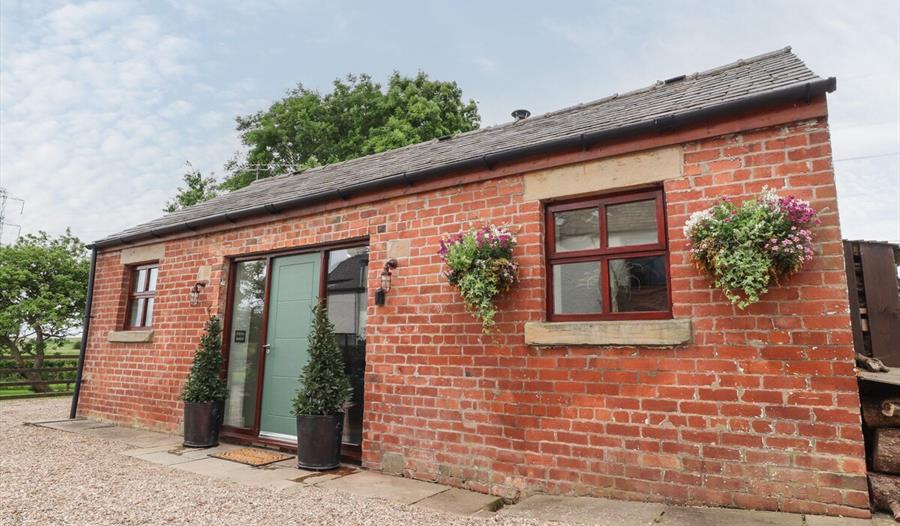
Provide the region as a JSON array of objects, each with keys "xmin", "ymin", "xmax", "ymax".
[{"xmin": 210, "ymin": 447, "xmax": 293, "ymax": 467}]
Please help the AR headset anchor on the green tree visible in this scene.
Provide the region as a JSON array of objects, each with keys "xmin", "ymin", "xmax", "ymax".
[
  {"xmin": 164, "ymin": 162, "xmax": 219, "ymax": 213},
  {"xmin": 181, "ymin": 316, "xmax": 227, "ymax": 403},
  {"xmin": 221, "ymin": 71, "xmax": 480, "ymax": 191},
  {"xmin": 292, "ymin": 302, "xmax": 352, "ymax": 416},
  {"xmin": 0, "ymin": 231, "xmax": 89, "ymax": 392}
]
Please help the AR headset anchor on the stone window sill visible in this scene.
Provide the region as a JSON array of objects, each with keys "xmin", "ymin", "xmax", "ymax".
[
  {"xmin": 107, "ymin": 330, "xmax": 154, "ymax": 343},
  {"xmin": 524, "ymin": 319, "xmax": 692, "ymax": 347}
]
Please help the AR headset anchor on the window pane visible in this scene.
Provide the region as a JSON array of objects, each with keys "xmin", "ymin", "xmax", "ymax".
[
  {"xmin": 552, "ymin": 261, "xmax": 602, "ymax": 314},
  {"xmin": 144, "ymin": 298, "xmax": 154, "ymax": 326},
  {"xmin": 325, "ymin": 246, "xmax": 369, "ymax": 446},
  {"xmin": 554, "ymin": 208, "xmax": 600, "ymax": 252},
  {"xmin": 129, "ymin": 298, "xmax": 145, "ymax": 327},
  {"xmin": 607, "ymin": 199, "xmax": 659, "ymax": 247},
  {"xmin": 609, "ymin": 256, "xmax": 668, "ymax": 312},
  {"xmin": 147, "ymin": 267, "xmax": 158, "ymax": 292},
  {"xmin": 224, "ymin": 260, "xmax": 267, "ymax": 429},
  {"xmin": 133, "ymin": 268, "xmax": 147, "ymax": 292}
]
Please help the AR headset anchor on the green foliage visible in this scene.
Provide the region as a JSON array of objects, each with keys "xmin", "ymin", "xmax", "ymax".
[
  {"xmin": 181, "ymin": 316, "xmax": 227, "ymax": 403},
  {"xmin": 684, "ymin": 189, "xmax": 818, "ymax": 308},
  {"xmin": 221, "ymin": 72, "xmax": 480, "ymax": 191},
  {"xmin": 0, "ymin": 230, "xmax": 88, "ymax": 392},
  {"xmin": 440, "ymin": 225, "xmax": 518, "ymax": 333},
  {"xmin": 292, "ymin": 302, "xmax": 352, "ymax": 416},
  {"xmin": 164, "ymin": 162, "xmax": 219, "ymax": 213}
]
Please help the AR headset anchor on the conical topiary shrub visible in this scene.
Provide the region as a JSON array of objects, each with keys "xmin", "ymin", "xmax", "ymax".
[
  {"xmin": 292, "ymin": 301, "xmax": 352, "ymax": 416},
  {"xmin": 181, "ymin": 316, "xmax": 227, "ymax": 447},
  {"xmin": 181, "ymin": 315, "xmax": 227, "ymax": 403},
  {"xmin": 292, "ymin": 301, "xmax": 352, "ymax": 470}
]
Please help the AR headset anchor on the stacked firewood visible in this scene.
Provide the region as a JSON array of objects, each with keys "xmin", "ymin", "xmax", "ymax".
[{"xmin": 862, "ymin": 395, "xmax": 900, "ymax": 521}]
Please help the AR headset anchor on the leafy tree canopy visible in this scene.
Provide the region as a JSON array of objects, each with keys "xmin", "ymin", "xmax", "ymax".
[
  {"xmin": 220, "ymin": 71, "xmax": 480, "ymax": 191},
  {"xmin": 164, "ymin": 162, "xmax": 219, "ymax": 213},
  {"xmin": 0, "ymin": 231, "xmax": 88, "ymax": 391}
]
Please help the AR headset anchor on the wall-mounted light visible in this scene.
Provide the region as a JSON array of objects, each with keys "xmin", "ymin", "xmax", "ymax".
[
  {"xmin": 189, "ymin": 280, "xmax": 208, "ymax": 306},
  {"xmin": 375, "ymin": 259, "xmax": 398, "ymax": 306}
]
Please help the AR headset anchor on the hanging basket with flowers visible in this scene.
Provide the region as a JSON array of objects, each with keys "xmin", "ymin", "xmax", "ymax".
[
  {"xmin": 439, "ymin": 224, "xmax": 518, "ymax": 333},
  {"xmin": 683, "ymin": 187, "xmax": 820, "ymax": 308}
]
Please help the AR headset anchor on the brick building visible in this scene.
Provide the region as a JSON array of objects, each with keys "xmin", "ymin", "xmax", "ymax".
[{"xmin": 73, "ymin": 48, "xmax": 870, "ymax": 518}]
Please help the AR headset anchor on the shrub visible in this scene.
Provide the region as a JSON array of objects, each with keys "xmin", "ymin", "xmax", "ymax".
[
  {"xmin": 181, "ymin": 316, "xmax": 227, "ymax": 403},
  {"xmin": 683, "ymin": 188, "xmax": 819, "ymax": 308},
  {"xmin": 439, "ymin": 224, "xmax": 518, "ymax": 333},
  {"xmin": 292, "ymin": 302, "xmax": 352, "ymax": 416}
]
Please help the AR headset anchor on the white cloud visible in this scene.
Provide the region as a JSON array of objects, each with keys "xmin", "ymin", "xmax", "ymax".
[{"xmin": 0, "ymin": 1, "xmax": 245, "ymax": 244}]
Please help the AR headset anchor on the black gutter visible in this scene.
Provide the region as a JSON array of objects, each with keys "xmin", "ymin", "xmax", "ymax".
[
  {"xmin": 91, "ymin": 77, "xmax": 836, "ymax": 249},
  {"xmin": 69, "ymin": 246, "xmax": 97, "ymax": 419}
]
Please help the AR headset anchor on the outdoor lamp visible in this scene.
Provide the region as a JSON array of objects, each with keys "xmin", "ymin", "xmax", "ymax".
[
  {"xmin": 189, "ymin": 280, "xmax": 208, "ymax": 306},
  {"xmin": 375, "ymin": 259, "xmax": 398, "ymax": 306}
]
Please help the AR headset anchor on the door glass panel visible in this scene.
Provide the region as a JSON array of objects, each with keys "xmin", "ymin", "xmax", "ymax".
[
  {"xmin": 606, "ymin": 199, "xmax": 658, "ymax": 247},
  {"xmin": 609, "ymin": 255, "xmax": 668, "ymax": 312},
  {"xmin": 552, "ymin": 261, "xmax": 602, "ymax": 314},
  {"xmin": 224, "ymin": 260, "xmax": 267, "ymax": 429},
  {"xmin": 554, "ymin": 208, "xmax": 600, "ymax": 252},
  {"xmin": 326, "ymin": 246, "xmax": 369, "ymax": 446}
]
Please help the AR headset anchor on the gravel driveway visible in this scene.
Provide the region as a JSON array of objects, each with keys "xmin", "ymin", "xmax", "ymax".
[{"xmin": 1, "ymin": 398, "xmax": 542, "ymax": 526}]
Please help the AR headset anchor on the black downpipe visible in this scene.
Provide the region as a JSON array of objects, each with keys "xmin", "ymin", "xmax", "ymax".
[{"xmin": 69, "ymin": 247, "xmax": 98, "ymax": 419}]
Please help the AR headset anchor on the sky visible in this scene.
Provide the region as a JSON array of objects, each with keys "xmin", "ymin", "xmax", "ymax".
[{"xmin": 1, "ymin": 0, "xmax": 898, "ymax": 245}]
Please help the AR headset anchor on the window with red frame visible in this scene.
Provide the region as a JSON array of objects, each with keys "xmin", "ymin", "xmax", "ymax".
[
  {"xmin": 546, "ymin": 189, "xmax": 671, "ymax": 321},
  {"xmin": 126, "ymin": 264, "xmax": 158, "ymax": 328}
]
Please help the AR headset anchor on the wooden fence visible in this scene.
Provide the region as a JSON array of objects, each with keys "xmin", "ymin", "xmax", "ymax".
[
  {"xmin": 843, "ymin": 240, "xmax": 900, "ymax": 368},
  {"xmin": 0, "ymin": 354, "xmax": 78, "ymax": 400}
]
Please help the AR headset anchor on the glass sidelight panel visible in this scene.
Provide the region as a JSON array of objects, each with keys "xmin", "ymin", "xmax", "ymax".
[
  {"xmin": 224, "ymin": 260, "xmax": 267, "ymax": 429},
  {"xmin": 326, "ymin": 246, "xmax": 369, "ymax": 446}
]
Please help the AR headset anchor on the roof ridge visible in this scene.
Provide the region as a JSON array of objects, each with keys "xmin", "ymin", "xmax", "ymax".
[{"xmin": 247, "ymin": 47, "xmax": 798, "ymax": 192}]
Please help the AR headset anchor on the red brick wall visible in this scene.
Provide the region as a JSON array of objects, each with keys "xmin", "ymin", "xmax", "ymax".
[{"xmin": 78, "ymin": 115, "xmax": 868, "ymax": 517}]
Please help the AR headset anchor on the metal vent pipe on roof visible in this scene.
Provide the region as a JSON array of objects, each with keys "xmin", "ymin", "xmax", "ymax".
[{"xmin": 511, "ymin": 109, "xmax": 531, "ymax": 121}]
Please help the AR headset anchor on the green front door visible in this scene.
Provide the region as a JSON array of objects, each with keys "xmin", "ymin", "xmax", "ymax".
[{"xmin": 259, "ymin": 253, "xmax": 320, "ymax": 439}]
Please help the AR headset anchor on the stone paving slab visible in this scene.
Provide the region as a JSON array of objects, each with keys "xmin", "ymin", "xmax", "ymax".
[
  {"xmin": 127, "ymin": 449, "xmax": 201, "ymax": 466},
  {"xmin": 31, "ymin": 418, "xmax": 115, "ymax": 432},
  {"xmin": 806, "ymin": 514, "xmax": 896, "ymax": 526},
  {"xmin": 498, "ymin": 495, "xmax": 667, "ymax": 526},
  {"xmin": 171, "ymin": 457, "xmax": 254, "ymax": 479},
  {"xmin": 415, "ymin": 488, "xmax": 503, "ymax": 515},
  {"xmin": 315, "ymin": 470, "xmax": 447, "ymax": 505},
  {"xmin": 658, "ymin": 506, "xmax": 803, "ymax": 526},
  {"xmin": 82, "ymin": 426, "xmax": 178, "ymax": 448}
]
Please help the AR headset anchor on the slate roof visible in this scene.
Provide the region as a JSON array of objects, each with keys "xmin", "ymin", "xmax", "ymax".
[{"xmin": 95, "ymin": 47, "xmax": 833, "ymax": 247}]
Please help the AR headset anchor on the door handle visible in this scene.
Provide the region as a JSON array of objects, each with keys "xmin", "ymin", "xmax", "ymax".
[{"xmin": 263, "ymin": 344, "xmax": 272, "ymax": 355}]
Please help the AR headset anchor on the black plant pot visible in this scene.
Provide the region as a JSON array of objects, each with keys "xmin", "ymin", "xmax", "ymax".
[
  {"xmin": 296, "ymin": 413, "xmax": 344, "ymax": 470},
  {"xmin": 183, "ymin": 400, "xmax": 224, "ymax": 448}
]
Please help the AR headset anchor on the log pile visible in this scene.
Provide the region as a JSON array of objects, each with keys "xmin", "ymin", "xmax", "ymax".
[{"xmin": 865, "ymin": 395, "xmax": 900, "ymax": 521}]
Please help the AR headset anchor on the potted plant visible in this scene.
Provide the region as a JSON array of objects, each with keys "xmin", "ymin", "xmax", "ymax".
[
  {"xmin": 439, "ymin": 224, "xmax": 519, "ymax": 333},
  {"xmin": 292, "ymin": 301, "xmax": 352, "ymax": 470},
  {"xmin": 181, "ymin": 315, "xmax": 227, "ymax": 447},
  {"xmin": 683, "ymin": 187, "xmax": 820, "ymax": 308}
]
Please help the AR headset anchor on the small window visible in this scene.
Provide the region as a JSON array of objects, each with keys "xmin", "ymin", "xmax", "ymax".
[
  {"xmin": 126, "ymin": 264, "xmax": 158, "ymax": 328},
  {"xmin": 546, "ymin": 189, "xmax": 670, "ymax": 321}
]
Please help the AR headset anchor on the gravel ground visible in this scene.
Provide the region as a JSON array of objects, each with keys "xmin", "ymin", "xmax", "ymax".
[{"xmin": 1, "ymin": 398, "xmax": 544, "ymax": 526}]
